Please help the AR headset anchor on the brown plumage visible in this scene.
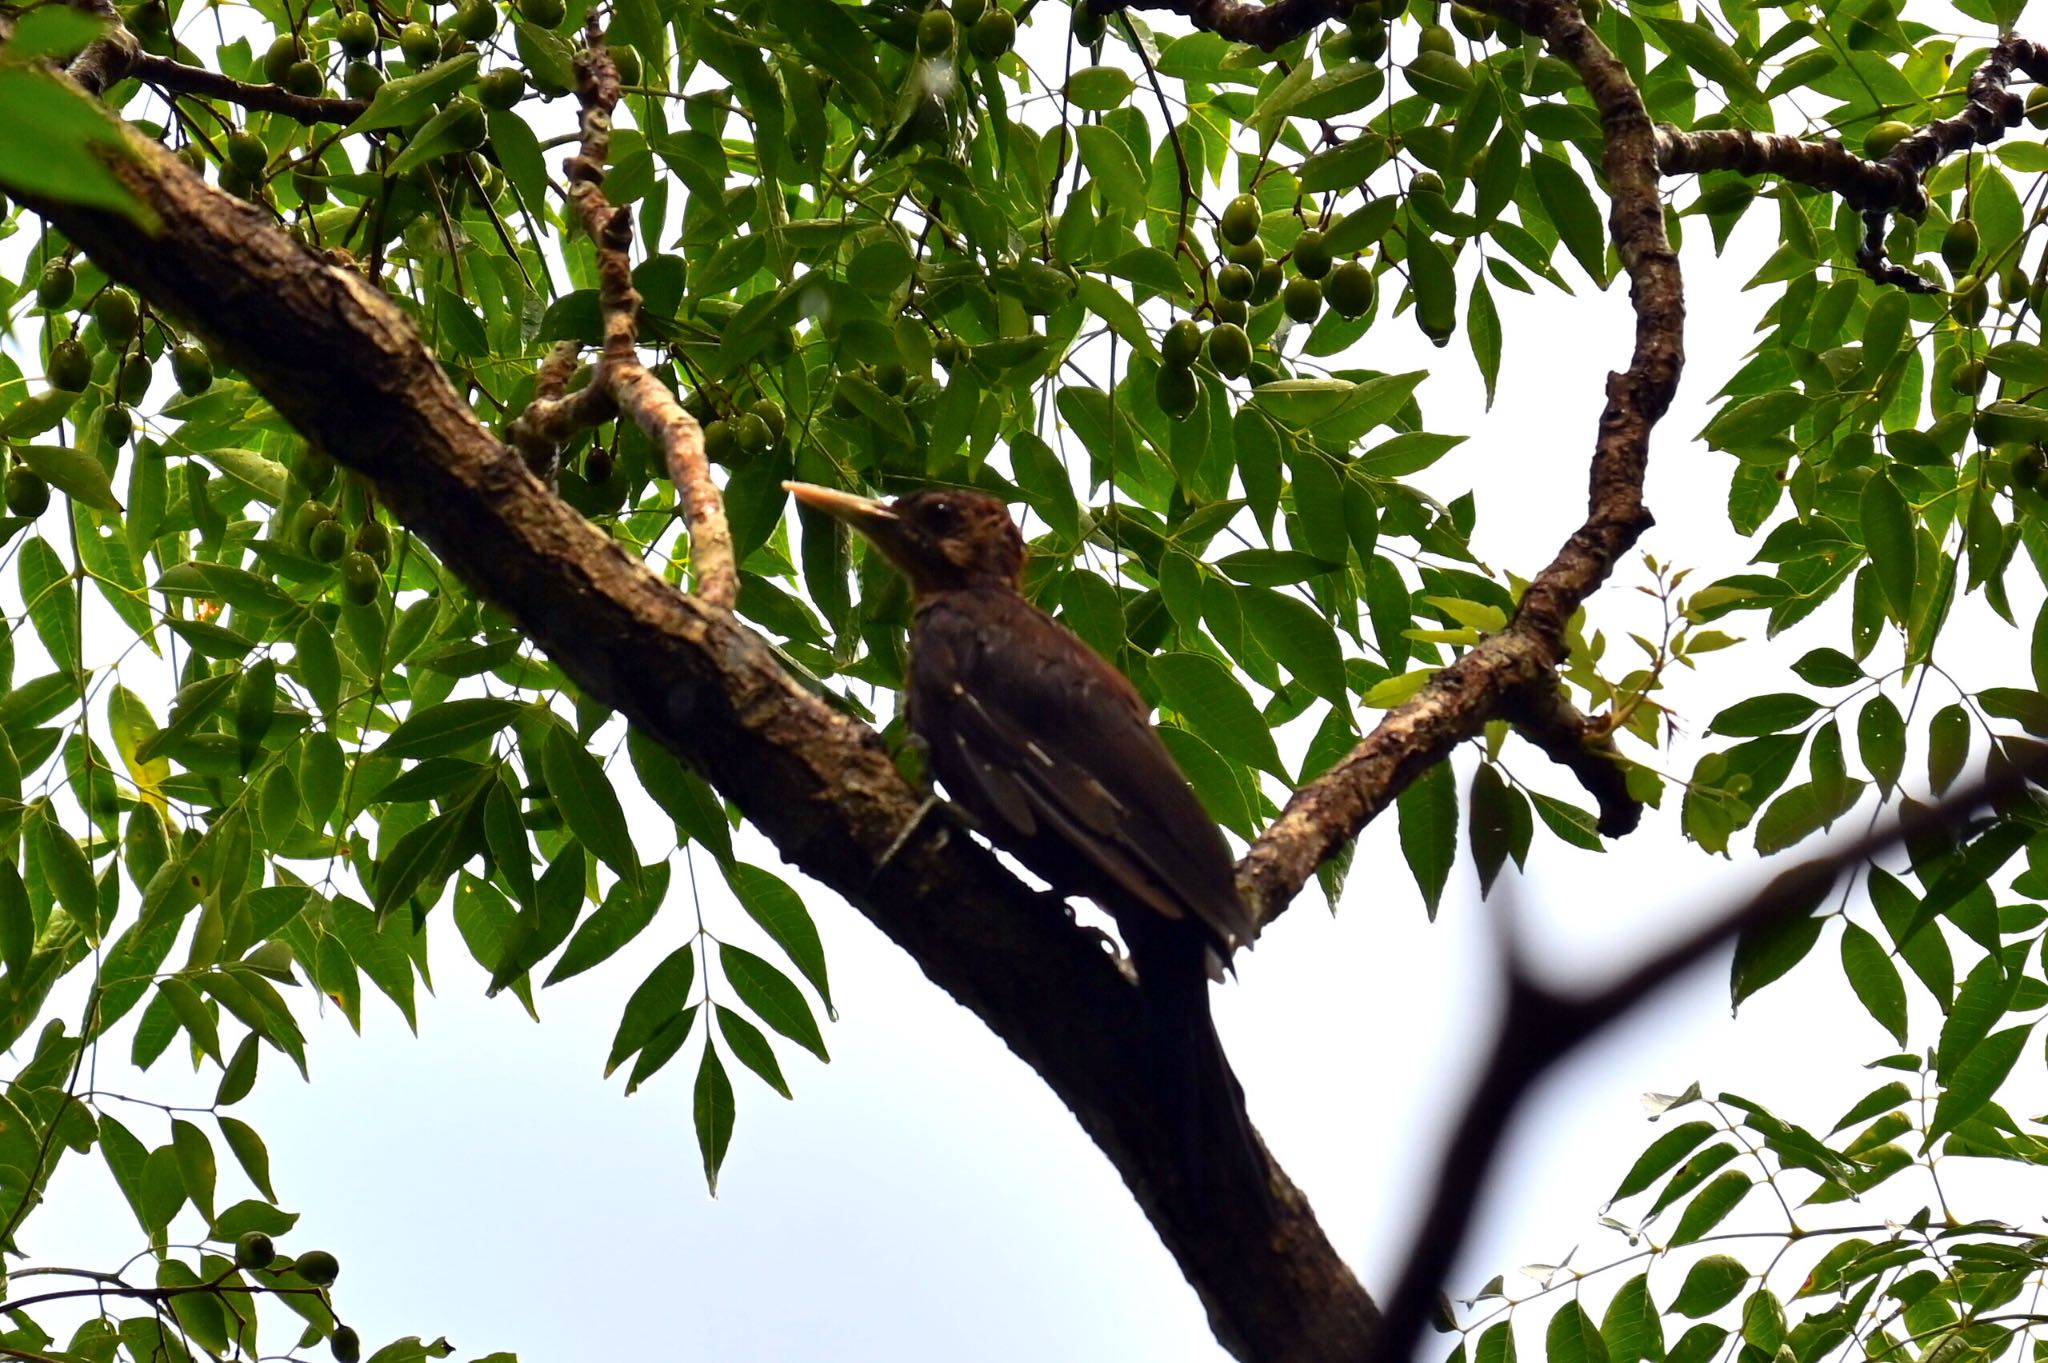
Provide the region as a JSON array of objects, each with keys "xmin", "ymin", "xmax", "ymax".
[{"xmin": 785, "ymin": 481, "xmax": 1267, "ymax": 1200}]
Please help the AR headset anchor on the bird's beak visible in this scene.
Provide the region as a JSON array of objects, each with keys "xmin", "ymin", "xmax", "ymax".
[{"xmin": 782, "ymin": 481, "xmax": 913, "ymax": 566}]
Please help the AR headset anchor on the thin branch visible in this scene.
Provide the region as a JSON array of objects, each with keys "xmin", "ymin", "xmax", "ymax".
[
  {"xmin": 1238, "ymin": 0, "xmax": 1680, "ymax": 927},
  {"xmin": 1105, "ymin": 0, "xmax": 1350, "ymax": 50},
  {"xmin": 1365, "ymin": 748, "xmax": 2048, "ymax": 1363}
]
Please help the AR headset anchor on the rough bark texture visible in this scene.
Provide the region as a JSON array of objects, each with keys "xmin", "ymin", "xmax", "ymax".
[{"xmin": 28, "ymin": 137, "xmax": 1375, "ymax": 1363}]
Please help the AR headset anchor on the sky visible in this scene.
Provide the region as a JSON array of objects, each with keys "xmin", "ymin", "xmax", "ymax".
[{"xmin": 8, "ymin": 7, "xmax": 2048, "ymax": 1363}]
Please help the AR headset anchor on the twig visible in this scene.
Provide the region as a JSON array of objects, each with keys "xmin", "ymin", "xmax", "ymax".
[
  {"xmin": 506, "ymin": 21, "xmax": 735, "ymax": 608},
  {"xmin": 1365, "ymin": 747, "xmax": 2048, "ymax": 1363}
]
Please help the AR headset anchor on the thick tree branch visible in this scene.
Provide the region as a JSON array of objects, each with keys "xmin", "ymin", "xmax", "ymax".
[
  {"xmin": 1237, "ymin": 0, "xmax": 1679, "ymax": 926},
  {"xmin": 19, "ymin": 132, "xmax": 1373, "ymax": 1363},
  {"xmin": 506, "ymin": 25, "xmax": 734, "ymax": 608},
  {"xmin": 1365, "ymin": 749, "xmax": 2048, "ymax": 1363},
  {"xmin": 1103, "ymin": 0, "xmax": 1349, "ymax": 49},
  {"xmin": 67, "ymin": 12, "xmax": 367, "ymax": 124}
]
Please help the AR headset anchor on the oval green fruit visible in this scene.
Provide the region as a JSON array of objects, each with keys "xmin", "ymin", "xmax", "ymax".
[
  {"xmin": 285, "ymin": 59, "xmax": 324, "ymax": 95},
  {"xmin": 1351, "ymin": 22, "xmax": 1387, "ymax": 60},
  {"xmin": 750, "ymin": 398, "xmax": 786, "ymax": 440},
  {"xmin": 451, "ymin": 0, "xmax": 497, "ymax": 39},
  {"xmin": 1072, "ymin": 0, "xmax": 1105, "ymax": 44},
  {"xmin": 119, "ymin": 353, "xmax": 153, "ymax": 404},
  {"xmin": 1155, "ymin": 363, "xmax": 1199, "ymax": 420},
  {"xmin": 1863, "ymin": 119, "xmax": 1912, "ymax": 159},
  {"xmin": 1292, "ymin": 228, "xmax": 1332, "ymax": 280},
  {"xmin": 1417, "ymin": 22, "xmax": 1456, "ymax": 55},
  {"xmin": 397, "ymin": 22, "xmax": 437, "ymax": 66},
  {"xmin": 1252, "ymin": 259, "xmax": 1284, "ymax": 304},
  {"xmin": 235, "ymin": 1231, "xmax": 275, "ymax": 1270},
  {"xmin": 1283, "ymin": 275, "xmax": 1323, "ymax": 324},
  {"xmin": 338, "ymin": 11, "xmax": 377, "ymax": 57},
  {"xmin": 1206, "ymin": 322, "xmax": 1252, "ymax": 378},
  {"xmin": 171, "ymin": 343, "xmax": 214, "ymax": 395},
  {"xmin": 734, "ymin": 412, "xmax": 772, "ymax": 454},
  {"xmin": 1941, "ymin": 218, "xmax": 1979, "ymax": 275},
  {"xmin": 36, "ymin": 261, "xmax": 75, "ymax": 310},
  {"xmin": 918, "ymin": 6, "xmax": 956, "ymax": 53},
  {"xmin": 444, "ymin": 95, "xmax": 489, "ymax": 149},
  {"xmin": 263, "ymin": 33, "xmax": 305, "ymax": 84},
  {"xmin": 1224, "ymin": 236, "xmax": 1265, "ymax": 271},
  {"xmin": 522, "ymin": 0, "xmax": 565, "ymax": 26},
  {"xmin": 703, "ymin": 418, "xmax": 735, "ymax": 461},
  {"xmin": 291, "ymin": 499, "xmax": 335, "ymax": 549},
  {"xmin": 102, "ymin": 404, "xmax": 134, "ymax": 447},
  {"xmin": 339, "ymin": 556, "xmax": 379, "ymax": 606},
  {"xmin": 1219, "ymin": 193, "xmax": 1262, "ymax": 247},
  {"xmin": 1213, "ymin": 296, "xmax": 1249, "ymax": 327},
  {"xmin": 956, "ymin": 0, "xmax": 986, "ymax": 23},
  {"xmin": 330, "ymin": 1326, "xmax": 361, "ymax": 1363},
  {"xmin": 309, "ymin": 518, "xmax": 348, "ymax": 563},
  {"xmin": 1450, "ymin": 4, "xmax": 1493, "ymax": 38},
  {"xmin": 4, "ymin": 468, "xmax": 50, "ymax": 518},
  {"xmin": 94, "ymin": 288, "xmax": 140, "ymax": 345},
  {"xmin": 611, "ymin": 42, "xmax": 641, "ymax": 86},
  {"xmin": 1951, "ymin": 357, "xmax": 1987, "ymax": 397},
  {"xmin": 344, "ymin": 59, "xmax": 385, "ymax": 99},
  {"xmin": 355, "ymin": 519, "xmax": 392, "ymax": 569},
  {"xmin": 1952, "ymin": 275, "xmax": 1989, "ymax": 326},
  {"xmin": 1215, "ymin": 262, "xmax": 1254, "ymax": 302},
  {"xmin": 297, "ymin": 1248, "xmax": 341, "ymax": 1285},
  {"xmin": 875, "ymin": 363, "xmax": 908, "ymax": 395},
  {"xmin": 1162, "ymin": 318, "xmax": 1202, "ymax": 368},
  {"xmin": 934, "ymin": 334, "xmax": 966, "ymax": 369},
  {"xmin": 478, "ymin": 66, "xmax": 526, "ymax": 108},
  {"xmin": 1411, "ymin": 170, "xmax": 1444, "ymax": 197},
  {"xmin": 2030, "ymin": 85, "xmax": 2048, "ymax": 130},
  {"xmin": 1325, "ymin": 259, "xmax": 1375, "ymax": 318},
  {"xmin": 48, "ymin": 339, "xmax": 92, "ymax": 393},
  {"xmin": 968, "ymin": 6, "xmax": 1015, "ymax": 58}
]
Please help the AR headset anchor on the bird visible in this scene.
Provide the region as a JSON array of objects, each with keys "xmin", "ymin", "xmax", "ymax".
[{"xmin": 783, "ymin": 480, "xmax": 1269, "ymax": 1204}]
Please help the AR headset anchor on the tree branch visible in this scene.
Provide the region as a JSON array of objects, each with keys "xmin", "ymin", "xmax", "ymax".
[
  {"xmin": 1364, "ymin": 747, "xmax": 2048, "ymax": 1363},
  {"xmin": 20, "ymin": 130, "xmax": 1374, "ymax": 1363},
  {"xmin": 1238, "ymin": 0, "xmax": 1680, "ymax": 926}
]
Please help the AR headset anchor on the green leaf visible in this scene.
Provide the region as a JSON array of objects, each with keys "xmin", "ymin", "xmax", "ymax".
[
  {"xmin": 1740, "ymin": 1289, "xmax": 1786, "ymax": 1355},
  {"xmin": 1926, "ymin": 1024, "xmax": 2030, "ymax": 1145},
  {"xmin": 1237, "ymin": 587, "xmax": 1347, "ymax": 705},
  {"xmin": 1529, "ymin": 150, "xmax": 1608, "ymax": 283},
  {"xmin": 725, "ymin": 863, "xmax": 831, "ymax": 1009},
  {"xmin": 715, "ymin": 1004, "xmax": 791, "ymax": 1099},
  {"xmin": 720, "ymin": 944, "xmax": 828, "ymax": 1062},
  {"xmin": 1397, "ymin": 762, "xmax": 1457, "ymax": 918},
  {"xmin": 342, "ymin": 53, "xmax": 482, "ymax": 133},
  {"xmin": 382, "ymin": 697, "xmax": 526, "ymax": 759},
  {"xmin": 1603, "ymin": 1273, "xmax": 1664, "ymax": 1363},
  {"xmin": 694, "ymin": 1041, "xmax": 735, "ymax": 1195},
  {"xmin": 1857, "ymin": 694, "xmax": 1905, "ymax": 794},
  {"xmin": 1860, "ymin": 472, "xmax": 1916, "ymax": 623},
  {"xmin": 1669, "ymin": 1254, "xmax": 1750, "ymax": 1316},
  {"xmin": 0, "ymin": 66, "xmax": 154, "ymax": 223},
  {"xmin": 1150, "ymin": 651, "xmax": 1287, "ymax": 776},
  {"xmin": 1611, "ymin": 1118, "xmax": 1716, "ymax": 1200},
  {"xmin": 1546, "ymin": 1300, "xmax": 1611, "ymax": 1363},
  {"xmin": 541, "ymin": 726, "xmax": 639, "ymax": 881},
  {"xmin": 15, "ymin": 444, "xmax": 122, "ymax": 512},
  {"xmin": 1927, "ymin": 703, "xmax": 1970, "ymax": 794},
  {"xmin": 216, "ymin": 1113, "xmax": 275, "ymax": 1201},
  {"xmin": 605, "ymin": 945, "xmax": 695, "ymax": 1077},
  {"xmin": 1731, "ymin": 910, "xmax": 1823, "ymax": 1006},
  {"xmin": 1670, "ymin": 1169, "xmax": 1752, "ymax": 1244},
  {"xmin": 36, "ymin": 806, "xmax": 99, "ymax": 931},
  {"xmin": 0, "ymin": 861, "xmax": 29, "ymax": 976},
  {"xmin": 1066, "ymin": 65, "xmax": 1137, "ymax": 109},
  {"xmin": 1074, "ymin": 124, "xmax": 1146, "ymax": 219},
  {"xmin": 1839, "ymin": 923, "xmax": 1908, "ymax": 1045},
  {"xmin": 1710, "ymin": 693, "xmax": 1819, "ymax": 737}
]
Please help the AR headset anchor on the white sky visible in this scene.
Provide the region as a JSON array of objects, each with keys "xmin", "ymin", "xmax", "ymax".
[{"xmin": 8, "ymin": 8, "xmax": 2048, "ymax": 1363}]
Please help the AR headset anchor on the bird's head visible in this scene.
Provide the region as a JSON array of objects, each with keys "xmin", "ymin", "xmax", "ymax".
[{"xmin": 784, "ymin": 483, "xmax": 1025, "ymax": 594}]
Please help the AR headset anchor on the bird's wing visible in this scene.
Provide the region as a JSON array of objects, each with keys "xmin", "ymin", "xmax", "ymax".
[{"xmin": 912, "ymin": 591, "xmax": 1256, "ymax": 950}]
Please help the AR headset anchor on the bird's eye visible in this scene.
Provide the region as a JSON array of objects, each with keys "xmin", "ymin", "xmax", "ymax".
[{"xmin": 925, "ymin": 499, "xmax": 957, "ymax": 529}]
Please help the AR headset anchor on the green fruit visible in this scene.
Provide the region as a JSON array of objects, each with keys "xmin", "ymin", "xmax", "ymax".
[
  {"xmin": 102, "ymin": 404, "xmax": 134, "ymax": 446},
  {"xmin": 48, "ymin": 339, "xmax": 91, "ymax": 392},
  {"xmin": 1220, "ymin": 193, "xmax": 1262, "ymax": 247},
  {"xmin": 1326, "ymin": 259, "xmax": 1375, "ymax": 318},
  {"xmin": 1216, "ymin": 262, "xmax": 1254, "ymax": 302},
  {"xmin": 234, "ymin": 1231, "xmax": 275, "ymax": 1270},
  {"xmin": 956, "ymin": 0, "xmax": 986, "ymax": 23},
  {"xmin": 444, "ymin": 95, "xmax": 489, "ymax": 149},
  {"xmin": 2030, "ymin": 85, "xmax": 2048, "ymax": 131},
  {"xmin": 968, "ymin": 6, "xmax": 1015, "ymax": 58},
  {"xmin": 750, "ymin": 398, "xmax": 786, "ymax": 440},
  {"xmin": 1293, "ymin": 229, "xmax": 1332, "ymax": 280},
  {"xmin": 291, "ymin": 499, "xmax": 335, "ymax": 549},
  {"xmin": 453, "ymin": 0, "xmax": 497, "ymax": 39},
  {"xmin": 171, "ymin": 343, "xmax": 214, "ymax": 395},
  {"xmin": 1283, "ymin": 275, "xmax": 1323, "ymax": 324},
  {"xmin": 1941, "ymin": 218, "xmax": 1979, "ymax": 275},
  {"xmin": 1224, "ymin": 236, "xmax": 1265, "ymax": 271},
  {"xmin": 1411, "ymin": 170, "xmax": 1444, "ymax": 198},
  {"xmin": 355, "ymin": 520, "xmax": 392, "ymax": 569},
  {"xmin": 611, "ymin": 42, "xmax": 641, "ymax": 86},
  {"xmin": 1206, "ymin": 322, "xmax": 1251, "ymax": 378},
  {"xmin": 226, "ymin": 129, "xmax": 266, "ymax": 178},
  {"xmin": 1252, "ymin": 259, "xmax": 1284, "ymax": 304},
  {"xmin": 309, "ymin": 518, "xmax": 348, "ymax": 562},
  {"xmin": 330, "ymin": 1326, "xmax": 361, "ymax": 1363},
  {"xmin": 875, "ymin": 363, "xmax": 908, "ymax": 395},
  {"xmin": 398, "ymin": 22, "xmax": 438, "ymax": 66},
  {"xmin": 934, "ymin": 334, "xmax": 966, "ymax": 368},
  {"xmin": 1162, "ymin": 318, "xmax": 1202, "ymax": 368},
  {"xmin": 521, "ymin": 0, "xmax": 565, "ymax": 26},
  {"xmin": 478, "ymin": 66, "xmax": 526, "ymax": 107},
  {"xmin": 1351, "ymin": 22, "xmax": 1387, "ymax": 60},
  {"xmin": 1417, "ymin": 22, "xmax": 1456, "ymax": 56},
  {"xmin": 1072, "ymin": 0, "xmax": 1105, "ymax": 44},
  {"xmin": 285, "ymin": 60, "xmax": 324, "ymax": 96},
  {"xmin": 734, "ymin": 411, "xmax": 772, "ymax": 454},
  {"xmin": 5, "ymin": 468, "xmax": 50, "ymax": 518},
  {"xmin": 918, "ymin": 6, "xmax": 956, "ymax": 53},
  {"xmin": 338, "ymin": 11, "xmax": 378, "ymax": 57},
  {"xmin": 703, "ymin": 418, "xmax": 735, "ymax": 462},
  {"xmin": 263, "ymin": 33, "xmax": 305, "ymax": 84},
  {"xmin": 1951, "ymin": 357, "xmax": 1987, "ymax": 396},
  {"xmin": 345, "ymin": 59, "xmax": 385, "ymax": 99},
  {"xmin": 94, "ymin": 288, "xmax": 140, "ymax": 346},
  {"xmin": 339, "ymin": 556, "xmax": 379, "ymax": 607},
  {"xmin": 1863, "ymin": 120, "xmax": 1912, "ymax": 159},
  {"xmin": 1953, "ymin": 275, "xmax": 1989, "ymax": 326},
  {"xmin": 296, "ymin": 1248, "xmax": 341, "ymax": 1286},
  {"xmin": 119, "ymin": 353, "xmax": 153, "ymax": 404},
  {"xmin": 36, "ymin": 261, "xmax": 75, "ymax": 310},
  {"xmin": 1155, "ymin": 363, "xmax": 1199, "ymax": 420},
  {"xmin": 1449, "ymin": 4, "xmax": 1493, "ymax": 39},
  {"xmin": 1346, "ymin": 0, "xmax": 1382, "ymax": 27}
]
